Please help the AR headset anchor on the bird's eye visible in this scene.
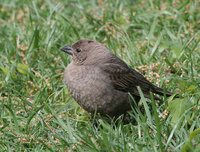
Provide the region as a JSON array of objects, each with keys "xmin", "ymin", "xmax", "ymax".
[{"xmin": 76, "ymin": 48, "xmax": 81, "ymax": 53}]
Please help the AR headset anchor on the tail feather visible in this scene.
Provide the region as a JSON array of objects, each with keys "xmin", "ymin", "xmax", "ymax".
[{"xmin": 153, "ymin": 86, "xmax": 173, "ymax": 97}]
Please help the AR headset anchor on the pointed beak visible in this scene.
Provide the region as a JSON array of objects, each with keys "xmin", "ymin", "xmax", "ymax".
[{"xmin": 60, "ymin": 45, "xmax": 73, "ymax": 55}]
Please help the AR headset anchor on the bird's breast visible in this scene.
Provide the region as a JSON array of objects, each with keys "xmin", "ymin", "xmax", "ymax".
[
  {"xmin": 64, "ymin": 64, "xmax": 110, "ymax": 101},
  {"xmin": 64, "ymin": 64, "xmax": 129, "ymax": 115}
]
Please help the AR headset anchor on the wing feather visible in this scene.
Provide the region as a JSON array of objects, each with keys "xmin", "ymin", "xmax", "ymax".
[{"xmin": 100, "ymin": 55, "xmax": 171, "ymax": 98}]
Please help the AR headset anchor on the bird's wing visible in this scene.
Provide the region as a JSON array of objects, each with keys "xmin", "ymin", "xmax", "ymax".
[{"xmin": 100, "ymin": 56, "xmax": 171, "ymax": 98}]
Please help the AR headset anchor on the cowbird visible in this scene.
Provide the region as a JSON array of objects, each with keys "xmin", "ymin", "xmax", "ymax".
[{"xmin": 60, "ymin": 39, "xmax": 172, "ymax": 117}]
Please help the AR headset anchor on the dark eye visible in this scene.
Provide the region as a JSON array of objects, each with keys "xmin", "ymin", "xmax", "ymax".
[
  {"xmin": 76, "ymin": 48, "xmax": 81, "ymax": 53},
  {"xmin": 88, "ymin": 40, "xmax": 94, "ymax": 43}
]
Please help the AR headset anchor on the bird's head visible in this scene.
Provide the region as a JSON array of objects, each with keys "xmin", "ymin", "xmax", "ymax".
[{"xmin": 60, "ymin": 39, "xmax": 110, "ymax": 65}]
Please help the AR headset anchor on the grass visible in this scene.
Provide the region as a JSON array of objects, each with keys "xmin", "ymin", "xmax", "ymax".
[{"xmin": 0, "ymin": 0, "xmax": 200, "ymax": 151}]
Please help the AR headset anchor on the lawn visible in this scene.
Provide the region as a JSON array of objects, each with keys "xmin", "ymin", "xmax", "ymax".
[{"xmin": 0, "ymin": 0, "xmax": 200, "ymax": 151}]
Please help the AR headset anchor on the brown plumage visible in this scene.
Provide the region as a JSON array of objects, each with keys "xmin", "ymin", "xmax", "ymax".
[{"xmin": 60, "ymin": 39, "xmax": 172, "ymax": 117}]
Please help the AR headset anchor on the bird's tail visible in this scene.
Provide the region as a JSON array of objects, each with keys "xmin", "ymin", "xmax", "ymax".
[{"xmin": 153, "ymin": 86, "xmax": 173, "ymax": 97}]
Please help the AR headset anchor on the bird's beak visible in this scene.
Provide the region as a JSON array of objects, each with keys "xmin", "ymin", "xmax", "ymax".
[{"xmin": 60, "ymin": 45, "xmax": 73, "ymax": 55}]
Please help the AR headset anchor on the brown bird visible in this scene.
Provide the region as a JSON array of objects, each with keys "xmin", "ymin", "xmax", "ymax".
[{"xmin": 60, "ymin": 40, "xmax": 172, "ymax": 117}]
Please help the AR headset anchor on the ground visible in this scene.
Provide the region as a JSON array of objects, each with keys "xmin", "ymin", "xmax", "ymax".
[{"xmin": 0, "ymin": 0, "xmax": 200, "ymax": 151}]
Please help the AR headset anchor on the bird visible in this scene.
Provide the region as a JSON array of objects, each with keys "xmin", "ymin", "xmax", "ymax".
[{"xmin": 60, "ymin": 39, "xmax": 172, "ymax": 118}]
